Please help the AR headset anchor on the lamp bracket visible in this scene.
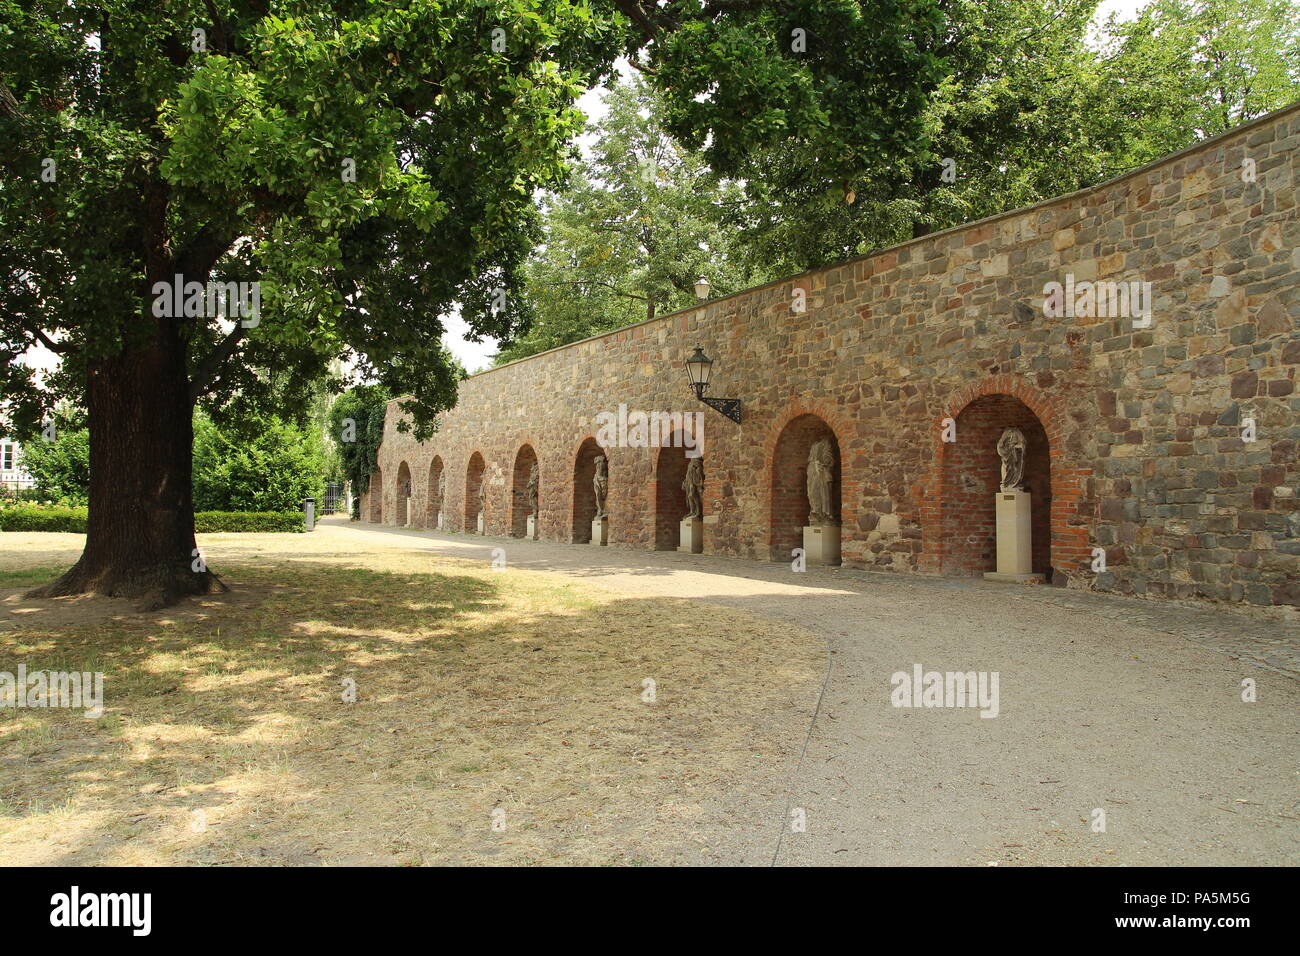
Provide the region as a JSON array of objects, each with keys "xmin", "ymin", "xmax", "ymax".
[{"xmin": 700, "ymin": 396, "xmax": 742, "ymax": 424}]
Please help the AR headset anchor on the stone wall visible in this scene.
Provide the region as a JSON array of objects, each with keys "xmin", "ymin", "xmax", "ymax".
[{"xmin": 377, "ymin": 103, "xmax": 1300, "ymax": 607}]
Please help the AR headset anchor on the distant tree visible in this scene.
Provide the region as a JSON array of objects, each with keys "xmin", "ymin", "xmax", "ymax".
[
  {"xmin": 193, "ymin": 412, "xmax": 328, "ymax": 512},
  {"xmin": 627, "ymin": 0, "xmax": 1300, "ymax": 273},
  {"xmin": 16, "ymin": 415, "xmax": 90, "ymax": 505},
  {"xmin": 1095, "ymin": 0, "xmax": 1300, "ymax": 169},
  {"xmin": 498, "ymin": 75, "xmax": 772, "ymax": 363},
  {"xmin": 328, "ymin": 384, "xmax": 390, "ymax": 519}
]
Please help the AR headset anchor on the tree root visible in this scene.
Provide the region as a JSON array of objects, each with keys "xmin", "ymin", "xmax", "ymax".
[{"xmin": 24, "ymin": 560, "xmax": 229, "ymax": 611}]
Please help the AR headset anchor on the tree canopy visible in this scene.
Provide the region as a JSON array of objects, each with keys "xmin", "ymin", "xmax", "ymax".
[{"xmin": 496, "ymin": 74, "xmax": 774, "ymax": 364}]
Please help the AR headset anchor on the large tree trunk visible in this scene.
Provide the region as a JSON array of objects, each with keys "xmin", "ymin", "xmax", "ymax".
[{"xmin": 26, "ymin": 324, "xmax": 225, "ymax": 611}]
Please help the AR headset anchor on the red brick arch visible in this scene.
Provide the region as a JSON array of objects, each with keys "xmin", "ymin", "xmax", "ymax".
[
  {"xmin": 919, "ymin": 375, "xmax": 1089, "ymax": 578},
  {"xmin": 510, "ymin": 443, "xmax": 539, "ymax": 538},
  {"xmin": 761, "ymin": 400, "xmax": 858, "ymax": 562},
  {"xmin": 464, "ymin": 452, "xmax": 486, "ymax": 532},
  {"xmin": 425, "ymin": 455, "xmax": 445, "ymax": 529},
  {"xmin": 570, "ymin": 434, "xmax": 608, "ymax": 544}
]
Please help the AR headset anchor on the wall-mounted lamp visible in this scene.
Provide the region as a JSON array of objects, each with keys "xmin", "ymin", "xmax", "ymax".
[
  {"xmin": 693, "ymin": 276, "xmax": 712, "ymax": 300},
  {"xmin": 685, "ymin": 346, "xmax": 742, "ymax": 424}
]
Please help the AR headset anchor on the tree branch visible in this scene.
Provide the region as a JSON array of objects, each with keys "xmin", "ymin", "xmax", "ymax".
[
  {"xmin": 172, "ymin": 224, "xmax": 237, "ymax": 281},
  {"xmin": 31, "ymin": 328, "xmax": 77, "ymax": 355},
  {"xmin": 612, "ymin": 0, "xmax": 658, "ymax": 41},
  {"xmin": 188, "ymin": 324, "xmax": 246, "ymax": 402}
]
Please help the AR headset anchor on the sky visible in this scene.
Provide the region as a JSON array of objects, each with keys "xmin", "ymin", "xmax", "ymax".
[{"xmin": 19, "ymin": 0, "xmax": 1152, "ymax": 381}]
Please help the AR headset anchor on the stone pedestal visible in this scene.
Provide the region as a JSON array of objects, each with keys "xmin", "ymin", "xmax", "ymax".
[
  {"xmin": 526, "ymin": 515, "xmax": 538, "ymax": 540},
  {"xmin": 591, "ymin": 516, "xmax": 609, "ymax": 546},
  {"xmin": 436, "ymin": 512, "xmax": 444, "ymax": 531},
  {"xmin": 802, "ymin": 523, "xmax": 841, "ymax": 566},
  {"xmin": 983, "ymin": 489, "xmax": 1044, "ymax": 583},
  {"xmin": 476, "ymin": 513, "xmax": 485, "ymax": 535},
  {"xmin": 678, "ymin": 517, "xmax": 704, "ymax": 554}
]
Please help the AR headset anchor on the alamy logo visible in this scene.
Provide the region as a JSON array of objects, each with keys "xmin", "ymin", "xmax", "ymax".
[
  {"xmin": 1043, "ymin": 274, "xmax": 1152, "ymax": 327},
  {"xmin": 0, "ymin": 665, "xmax": 103, "ymax": 717},
  {"xmin": 594, "ymin": 405, "xmax": 704, "ymax": 458},
  {"xmin": 890, "ymin": 664, "xmax": 1000, "ymax": 718},
  {"xmin": 50, "ymin": 886, "xmax": 151, "ymax": 936},
  {"xmin": 151, "ymin": 274, "xmax": 261, "ymax": 327}
]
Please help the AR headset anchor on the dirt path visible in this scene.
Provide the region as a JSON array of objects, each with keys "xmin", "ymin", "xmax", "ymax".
[{"xmin": 319, "ymin": 517, "xmax": 1300, "ymax": 866}]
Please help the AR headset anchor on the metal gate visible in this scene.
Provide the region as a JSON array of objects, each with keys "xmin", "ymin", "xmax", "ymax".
[{"xmin": 321, "ymin": 482, "xmax": 346, "ymax": 515}]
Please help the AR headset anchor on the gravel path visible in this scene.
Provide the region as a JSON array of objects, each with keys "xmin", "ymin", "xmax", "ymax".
[{"xmin": 320, "ymin": 518, "xmax": 1300, "ymax": 866}]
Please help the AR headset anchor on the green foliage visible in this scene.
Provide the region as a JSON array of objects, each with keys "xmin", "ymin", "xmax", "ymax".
[
  {"xmin": 328, "ymin": 384, "xmax": 390, "ymax": 499},
  {"xmin": 498, "ymin": 74, "xmax": 775, "ymax": 363},
  {"xmin": 193, "ymin": 412, "xmax": 328, "ymax": 512},
  {"xmin": 0, "ymin": 504, "xmax": 88, "ymax": 532},
  {"xmin": 0, "ymin": 0, "xmax": 628, "ymax": 440},
  {"xmin": 632, "ymin": 0, "xmax": 1300, "ymax": 273},
  {"xmin": 1096, "ymin": 0, "xmax": 1300, "ymax": 167},
  {"xmin": 634, "ymin": 0, "xmax": 949, "ymax": 272},
  {"xmin": 0, "ymin": 504, "xmax": 304, "ymax": 533},
  {"xmin": 194, "ymin": 511, "xmax": 305, "ymax": 533},
  {"xmin": 15, "ymin": 419, "xmax": 90, "ymax": 505}
]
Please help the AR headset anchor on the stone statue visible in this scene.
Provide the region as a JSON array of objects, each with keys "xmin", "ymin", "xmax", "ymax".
[
  {"xmin": 997, "ymin": 427, "xmax": 1027, "ymax": 491},
  {"xmin": 527, "ymin": 462, "xmax": 539, "ymax": 516},
  {"xmin": 478, "ymin": 480, "xmax": 487, "ymax": 517},
  {"xmin": 806, "ymin": 438, "xmax": 837, "ymax": 525},
  {"xmin": 682, "ymin": 457, "xmax": 704, "ymax": 519},
  {"xmin": 435, "ymin": 472, "xmax": 443, "ymax": 503},
  {"xmin": 593, "ymin": 456, "xmax": 608, "ymax": 519}
]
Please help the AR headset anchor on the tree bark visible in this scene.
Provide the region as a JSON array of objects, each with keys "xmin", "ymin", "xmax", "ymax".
[{"xmin": 26, "ymin": 322, "xmax": 226, "ymax": 611}]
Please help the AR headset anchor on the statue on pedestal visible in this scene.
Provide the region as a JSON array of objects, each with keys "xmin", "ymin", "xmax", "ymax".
[
  {"xmin": 996, "ymin": 427, "xmax": 1027, "ymax": 491},
  {"xmin": 807, "ymin": 438, "xmax": 837, "ymax": 526},
  {"xmin": 683, "ymin": 457, "xmax": 704, "ymax": 519},
  {"xmin": 593, "ymin": 456, "xmax": 608, "ymax": 518},
  {"xmin": 527, "ymin": 462, "xmax": 539, "ymax": 516}
]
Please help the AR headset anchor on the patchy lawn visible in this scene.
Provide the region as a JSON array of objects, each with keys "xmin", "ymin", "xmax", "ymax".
[{"xmin": 0, "ymin": 531, "xmax": 823, "ymax": 865}]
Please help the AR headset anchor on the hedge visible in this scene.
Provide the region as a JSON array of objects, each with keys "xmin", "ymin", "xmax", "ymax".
[
  {"xmin": 0, "ymin": 506, "xmax": 305, "ymax": 533},
  {"xmin": 196, "ymin": 511, "xmax": 305, "ymax": 533},
  {"xmin": 0, "ymin": 505, "xmax": 87, "ymax": 532}
]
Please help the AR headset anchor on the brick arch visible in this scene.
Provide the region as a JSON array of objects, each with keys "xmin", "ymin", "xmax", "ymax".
[
  {"xmin": 571, "ymin": 435, "xmax": 608, "ymax": 544},
  {"xmin": 652, "ymin": 430, "xmax": 695, "ymax": 551},
  {"xmin": 464, "ymin": 452, "xmax": 486, "ymax": 532},
  {"xmin": 940, "ymin": 376, "xmax": 1064, "ymax": 447},
  {"xmin": 765, "ymin": 406, "xmax": 848, "ymax": 562},
  {"xmin": 919, "ymin": 375, "xmax": 1089, "ymax": 579},
  {"xmin": 394, "ymin": 461, "xmax": 412, "ymax": 526},
  {"xmin": 425, "ymin": 455, "xmax": 444, "ymax": 529},
  {"xmin": 760, "ymin": 400, "xmax": 859, "ymax": 560},
  {"xmin": 510, "ymin": 443, "xmax": 539, "ymax": 538}
]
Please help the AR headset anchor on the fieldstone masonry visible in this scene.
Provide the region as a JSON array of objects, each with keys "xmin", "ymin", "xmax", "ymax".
[{"xmin": 374, "ymin": 104, "xmax": 1300, "ymax": 607}]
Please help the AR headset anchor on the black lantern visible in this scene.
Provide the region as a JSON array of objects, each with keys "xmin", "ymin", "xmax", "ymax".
[{"xmin": 684, "ymin": 346, "xmax": 742, "ymax": 424}]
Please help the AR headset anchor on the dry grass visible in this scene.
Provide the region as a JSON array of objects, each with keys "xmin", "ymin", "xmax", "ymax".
[{"xmin": 0, "ymin": 531, "xmax": 823, "ymax": 865}]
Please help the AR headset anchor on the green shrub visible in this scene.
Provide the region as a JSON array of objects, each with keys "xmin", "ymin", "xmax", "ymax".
[
  {"xmin": 194, "ymin": 511, "xmax": 305, "ymax": 533},
  {"xmin": 17, "ymin": 423, "xmax": 90, "ymax": 505},
  {"xmin": 194, "ymin": 414, "xmax": 327, "ymax": 513},
  {"xmin": 0, "ymin": 505, "xmax": 88, "ymax": 532},
  {"xmin": 0, "ymin": 506, "xmax": 304, "ymax": 533}
]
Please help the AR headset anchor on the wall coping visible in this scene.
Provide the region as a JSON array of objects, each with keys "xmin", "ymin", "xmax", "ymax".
[{"xmin": 392, "ymin": 97, "xmax": 1300, "ymax": 405}]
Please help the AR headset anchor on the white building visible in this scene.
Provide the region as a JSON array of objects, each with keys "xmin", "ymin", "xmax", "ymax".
[{"xmin": 0, "ymin": 436, "xmax": 33, "ymax": 491}]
